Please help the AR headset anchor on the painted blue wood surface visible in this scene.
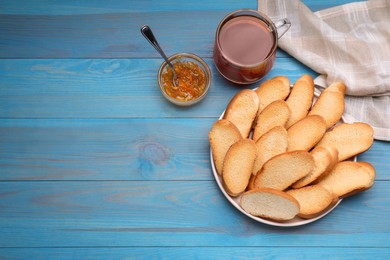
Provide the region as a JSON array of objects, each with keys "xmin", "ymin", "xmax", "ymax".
[
  {"xmin": 0, "ymin": 58, "xmax": 316, "ymax": 118},
  {"xmin": 0, "ymin": 0, "xmax": 361, "ymax": 59},
  {"xmin": 0, "ymin": 0, "xmax": 356, "ymax": 15},
  {"xmin": 0, "ymin": 118, "xmax": 388, "ymax": 181},
  {"xmin": 0, "ymin": 181, "xmax": 389, "ymax": 247},
  {"xmin": 0, "ymin": 0, "xmax": 257, "ymax": 15},
  {"xmin": 0, "ymin": 0, "xmax": 389, "ymax": 258},
  {"xmin": 1, "ymin": 247, "xmax": 390, "ymax": 260}
]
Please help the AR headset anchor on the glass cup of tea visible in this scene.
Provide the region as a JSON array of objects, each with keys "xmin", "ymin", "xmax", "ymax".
[{"xmin": 213, "ymin": 9, "xmax": 291, "ymax": 84}]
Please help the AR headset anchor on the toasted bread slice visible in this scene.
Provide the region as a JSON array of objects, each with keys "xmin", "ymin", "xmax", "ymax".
[
  {"xmin": 285, "ymin": 75, "xmax": 315, "ymax": 128},
  {"xmin": 253, "ymin": 100, "xmax": 291, "ymax": 142},
  {"xmin": 255, "ymin": 76, "xmax": 290, "ymax": 113},
  {"xmin": 309, "ymin": 82, "xmax": 346, "ymax": 129},
  {"xmin": 356, "ymin": 162, "xmax": 376, "ymax": 188},
  {"xmin": 247, "ymin": 174, "xmax": 256, "ymax": 190},
  {"xmin": 273, "ymin": 76, "xmax": 291, "ymax": 88},
  {"xmin": 209, "ymin": 119, "xmax": 242, "ymax": 175},
  {"xmin": 292, "ymin": 146, "xmax": 338, "ymax": 188},
  {"xmin": 286, "ymin": 184, "xmax": 336, "ymax": 219},
  {"xmin": 326, "ymin": 81, "xmax": 346, "ymax": 93},
  {"xmin": 317, "ymin": 161, "xmax": 374, "ymax": 198},
  {"xmin": 287, "ymin": 115, "xmax": 327, "ymax": 151},
  {"xmin": 316, "ymin": 122, "xmax": 374, "ymax": 161},
  {"xmin": 223, "ymin": 89, "xmax": 259, "ymax": 138},
  {"xmin": 222, "ymin": 139, "xmax": 257, "ymax": 197},
  {"xmin": 240, "ymin": 188, "xmax": 300, "ymax": 221},
  {"xmin": 253, "ymin": 151, "xmax": 315, "ymax": 191},
  {"xmin": 252, "ymin": 126, "xmax": 288, "ymax": 176}
]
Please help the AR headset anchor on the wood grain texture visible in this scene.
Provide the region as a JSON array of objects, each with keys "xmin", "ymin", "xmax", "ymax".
[
  {"xmin": 0, "ymin": 118, "xmax": 212, "ymax": 181},
  {"xmin": 0, "ymin": 58, "xmax": 316, "ymax": 118},
  {"xmin": 0, "ymin": 0, "xmax": 359, "ymax": 59},
  {"xmin": 0, "ymin": 181, "xmax": 389, "ymax": 247},
  {"xmin": 1, "ymin": 247, "xmax": 390, "ymax": 260},
  {"xmin": 0, "ymin": 0, "xmax": 257, "ymax": 15},
  {"xmin": 0, "ymin": 0, "xmax": 360, "ymax": 15},
  {"xmin": 0, "ymin": 119, "xmax": 387, "ymax": 181},
  {"xmin": 0, "ymin": 11, "xmax": 237, "ymax": 59},
  {"xmin": 1, "ymin": 0, "xmax": 389, "ymax": 257}
]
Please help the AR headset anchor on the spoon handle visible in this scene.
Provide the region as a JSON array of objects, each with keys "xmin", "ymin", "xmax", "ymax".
[{"xmin": 140, "ymin": 25, "xmax": 171, "ymax": 66}]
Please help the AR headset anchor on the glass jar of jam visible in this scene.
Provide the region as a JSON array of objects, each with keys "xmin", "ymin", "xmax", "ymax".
[{"xmin": 158, "ymin": 53, "xmax": 211, "ymax": 106}]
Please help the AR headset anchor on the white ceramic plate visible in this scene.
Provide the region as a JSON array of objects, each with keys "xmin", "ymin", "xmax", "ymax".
[
  {"xmin": 210, "ymin": 151, "xmax": 342, "ymax": 227},
  {"xmin": 210, "ymin": 87, "xmax": 355, "ymax": 227}
]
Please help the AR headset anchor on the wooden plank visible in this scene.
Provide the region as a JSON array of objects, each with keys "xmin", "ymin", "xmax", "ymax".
[
  {"xmin": 0, "ymin": 0, "xmax": 257, "ymax": 15},
  {"xmin": 0, "ymin": 0, "xmax": 359, "ymax": 59},
  {"xmin": 0, "ymin": 118, "xmax": 213, "ymax": 181},
  {"xmin": 0, "ymin": 58, "xmax": 316, "ymax": 118},
  {"xmin": 0, "ymin": 0, "xmax": 360, "ymax": 15},
  {"xmin": 1, "ymin": 247, "xmax": 390, "ymax": 259},
  {"xmin": 0, "ymin": 118, "xmax": 387, "ymax": 181},
  {"xmin": 0, "ymin": 11, "xmax": 242, "ymax": 59},
  {"xmin": 0, "ymin": 181, "xmax": 389, "ymax": 247}
]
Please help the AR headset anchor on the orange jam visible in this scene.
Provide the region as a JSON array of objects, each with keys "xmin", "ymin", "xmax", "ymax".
[{"xmin": 162, "ymin": 61, "xmax": 206, "ymax": 101}]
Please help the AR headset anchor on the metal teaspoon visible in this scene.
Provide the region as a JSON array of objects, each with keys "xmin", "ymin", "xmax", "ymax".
[{"xmin": 140, "ymin": 25, "xmax": 178, "ymax": 89}]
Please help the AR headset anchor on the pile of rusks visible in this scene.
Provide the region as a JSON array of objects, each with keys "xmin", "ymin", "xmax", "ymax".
[{"xmin": 209, "ymin": 75, "xmax": 375, "ymax": 222}]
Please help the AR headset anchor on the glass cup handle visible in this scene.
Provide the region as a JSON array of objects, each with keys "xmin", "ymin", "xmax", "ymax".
[{"xmin": 274, "ymin": 18, "xmax": 291, "ymax": 39}]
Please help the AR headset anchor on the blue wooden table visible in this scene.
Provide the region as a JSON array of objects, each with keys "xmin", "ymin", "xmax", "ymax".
[{"xmin": 1, "ymin": 0, "xmax": 389, "ymax": 259}]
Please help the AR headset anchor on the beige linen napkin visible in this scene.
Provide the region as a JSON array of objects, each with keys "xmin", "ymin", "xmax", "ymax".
[{"xmin": 258, "ymin": 0, "xmax": 390, "ymax": 140}]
